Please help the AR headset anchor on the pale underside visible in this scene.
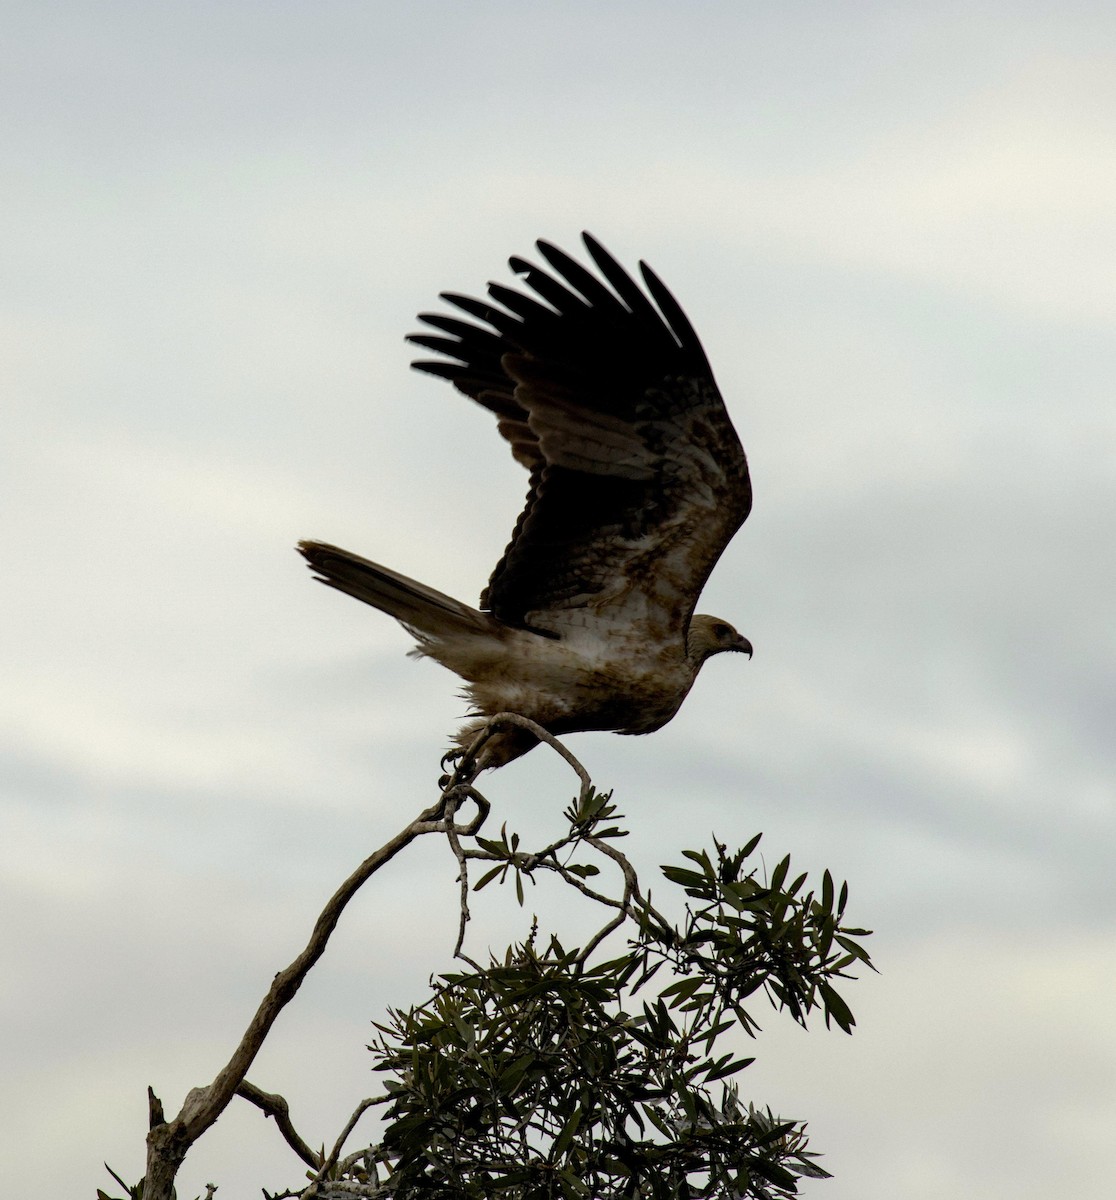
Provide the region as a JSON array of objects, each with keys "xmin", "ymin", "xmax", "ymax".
[{"xmin": 409, "ymin": 610, "xmax": 710, "ymax": 765}]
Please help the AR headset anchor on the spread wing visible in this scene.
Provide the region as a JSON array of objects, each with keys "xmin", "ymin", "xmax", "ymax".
[{"xmin": 407, "ymin": 233, "xmax": 751, "ymax": 639}]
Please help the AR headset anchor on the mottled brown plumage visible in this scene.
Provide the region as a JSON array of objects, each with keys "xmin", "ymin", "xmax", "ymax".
[{"xmin": 300, "ymin": 234, "xmax": 753, "ymax": 768}]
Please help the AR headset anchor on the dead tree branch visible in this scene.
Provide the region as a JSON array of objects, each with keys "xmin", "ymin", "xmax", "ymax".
[
  {"xmin": 142, "ymin": 785, "xmax": 463, "ymax": 1200},
  {"xmin": 236, "ymin": 1081, "xmax": 322, "ymax": 1171}
]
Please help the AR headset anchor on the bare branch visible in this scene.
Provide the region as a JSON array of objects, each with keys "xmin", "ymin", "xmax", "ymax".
[
  {"xmin": 302, "ymin": 1097, "xmax": 378, "ymax": 1198},
  {"xmin": 446, "ymin": 807, "xmax": 477, "ymax": 962},
  {"xmin": 143, "ymin": 797, "xmax": 449, "ymax": 1200},
  {"xmin": 486, "ymin": 712, "xmax": 594, "ymax": 802},
  {"xmin": 236, "ymin": 1080, "xmax": 322, "ymax": 1171},
  {"xmin": 147, "ymin": 1087, "xmax": 164, "ymax": 1130},
  {"xmin": 187, "ymin": 810, "xmax": 441, "ymax": 1126}
]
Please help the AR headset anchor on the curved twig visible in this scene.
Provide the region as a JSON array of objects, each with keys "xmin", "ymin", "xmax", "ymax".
[
  {"xmin": 445, "ymin": 719, "xmax": 648, "ymax": 974},
  {"xmin": 236, "ymin": 1081, "xmax": 322, "ymax": 1170},
  {"xmin": 484, "ymin": 712, "xmax": 594, "ymax": 802},
  {"xmin": 442, "ymin": 786, "xmax": 487, "ymax": 965}
]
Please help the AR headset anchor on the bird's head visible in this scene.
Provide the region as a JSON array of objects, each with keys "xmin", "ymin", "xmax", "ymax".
[{"xmin": 687, "ymin": 615, "xmax": 753, "ymax": 664}]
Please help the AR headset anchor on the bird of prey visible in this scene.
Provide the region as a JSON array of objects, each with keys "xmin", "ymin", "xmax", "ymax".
[{"xmin": 299, "ymin": 233, "xmax": 752, "ymax": 769}]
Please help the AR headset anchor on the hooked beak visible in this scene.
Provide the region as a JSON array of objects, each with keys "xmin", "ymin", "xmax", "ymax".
[{"xmin": 735, "ymin": 635, "xmax": 754, "ymax": 659}]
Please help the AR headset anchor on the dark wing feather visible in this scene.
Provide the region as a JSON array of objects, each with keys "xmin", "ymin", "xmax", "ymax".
[{"xmin": 407, "ymin": 233, "xmax": 751, "ymax": 636}]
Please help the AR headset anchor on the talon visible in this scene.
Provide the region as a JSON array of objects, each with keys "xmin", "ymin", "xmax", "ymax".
[{"xmin": 441, "ymin": 747, "xmax": 465, "ymax": 772}]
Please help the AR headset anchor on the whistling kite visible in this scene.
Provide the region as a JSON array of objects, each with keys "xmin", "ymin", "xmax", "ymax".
[{"xmin": 299, "ymin": 234, "xmax": 752, "ymax": 768}]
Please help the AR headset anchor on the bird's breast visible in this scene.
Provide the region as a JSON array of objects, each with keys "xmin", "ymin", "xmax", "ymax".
[{"xmin": 466, "ymin": 626, "xmax": 695, "ymax": 736}]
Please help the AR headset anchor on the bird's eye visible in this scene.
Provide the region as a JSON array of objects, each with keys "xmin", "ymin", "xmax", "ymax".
[{"xmin": 713, "ymin": 623, "xmax": 731, "ymax": 640}]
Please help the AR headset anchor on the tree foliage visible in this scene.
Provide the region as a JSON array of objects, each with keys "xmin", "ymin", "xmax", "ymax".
[{"xmin": 326, "ymin": 789, "xmax": 872, "ymax": 1199}]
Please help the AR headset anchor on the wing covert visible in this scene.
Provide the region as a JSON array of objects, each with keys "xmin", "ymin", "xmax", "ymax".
[{"xmin": 407, "ymin": 233, "xmax": 751, "ymax": 636}]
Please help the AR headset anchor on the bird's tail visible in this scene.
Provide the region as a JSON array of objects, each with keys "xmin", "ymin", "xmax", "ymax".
[{"xmin": 297, "ymin": 540, "xmax": 492, "ymax": 643}]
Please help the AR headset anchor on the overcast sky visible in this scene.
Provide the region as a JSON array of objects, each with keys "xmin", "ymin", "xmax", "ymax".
[{"xmin": 3, "ymin": 3, "xmax": 1114, "ymax": 1197}]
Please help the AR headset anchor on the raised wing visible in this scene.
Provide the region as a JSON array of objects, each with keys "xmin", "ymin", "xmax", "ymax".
[{"xmin": 408, "ymin": 233, "xmax": 751, "ymax": 638}]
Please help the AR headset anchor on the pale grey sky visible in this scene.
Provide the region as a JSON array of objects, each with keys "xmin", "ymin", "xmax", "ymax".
[{"xmin": 3, "ymin": 3, "xmax": 1114, "ymax": 1197}]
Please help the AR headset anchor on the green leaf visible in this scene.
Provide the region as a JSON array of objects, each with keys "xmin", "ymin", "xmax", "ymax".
[
  {"xmin": 769, "ymin": 854, "xmax": 791, "ymax": 893},
  {"xmin": 819, "ymin": 981, "xmax": 856, "ymax": 1033},
  {"xmin": 473, "ymin": 864, "xmax": 505, "ymax": 891},
  {"xmin": 836, "ymin": 934, "xmax": 876, "ymax": 966},
  {"xmin": 660, "ymin": 865, "xmax": 708, "ymax": 888},
  {"xmin": 552, "ymin": 1102, "xmax": 584, "ymax": 1156},
  {"xmin": 659, "ymin": 976, "xmax": 703, "ymax": 1002},
  {"xmin": 705, "ymin": 1054, "xmax": 755, "ymax": 1081},
  {"xmin": 681, "ymin": 847, "xmax": 714, "ymax": 872}
]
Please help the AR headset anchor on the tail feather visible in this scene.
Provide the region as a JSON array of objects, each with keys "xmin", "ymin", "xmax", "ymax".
[{"xmin": 297, "ymin": 540, "xmax": 491, "ymax": 641}]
